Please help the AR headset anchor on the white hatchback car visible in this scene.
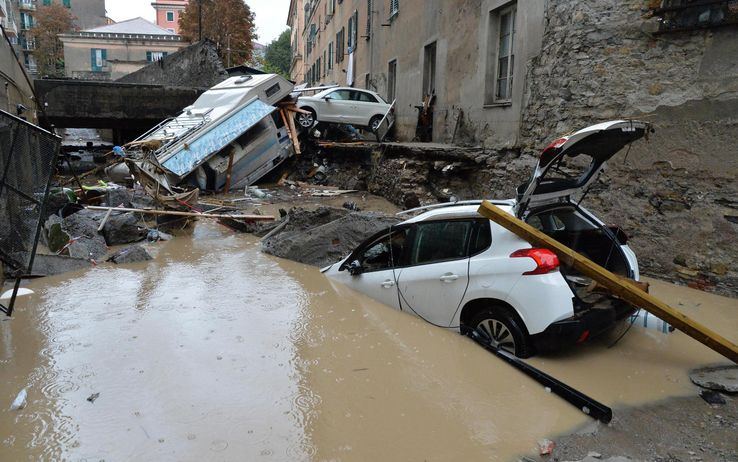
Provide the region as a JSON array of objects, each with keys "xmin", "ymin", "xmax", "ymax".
[
  {"xmin": 323, "ymin": 120, "xmax": 651, "ymax": 357},
  {"xmin": 296, "ymin": 87, "xmax": 394, "ymax": 131}
]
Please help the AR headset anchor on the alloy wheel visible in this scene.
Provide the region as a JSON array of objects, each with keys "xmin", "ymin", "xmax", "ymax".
[{"xmin": 477, "ymin": 319, "xmax": 516, "ymax": 353}]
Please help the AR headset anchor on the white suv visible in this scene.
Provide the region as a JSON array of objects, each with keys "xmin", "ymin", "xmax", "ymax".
[{"xmin": 322, "ymin": 120, "xmax": 650, "ymax": 357}]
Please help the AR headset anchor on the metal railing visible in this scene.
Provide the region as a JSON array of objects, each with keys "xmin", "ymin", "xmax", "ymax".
[{"xmin": 0, "ymin": 109, "xmax": 60, "ymax": 316}]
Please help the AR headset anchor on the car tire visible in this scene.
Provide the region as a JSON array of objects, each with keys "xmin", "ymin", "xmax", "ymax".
[
  {"xmin": 369, "ymin": 115, "xmax": 383, "ymax": 132},
  {"xmin": 467, "ymin": 307, "xmax": 533, "ymax": 358},
  {"xmin": 297, "ymin": 109, "xmax": 316, "ymax": 129}
]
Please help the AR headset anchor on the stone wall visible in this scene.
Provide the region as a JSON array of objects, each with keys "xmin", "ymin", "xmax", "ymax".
[
  {"xmin": 116, "ymin": 40, "xmax": 229, "ymax": 88},
  {"xmin": 516, "ymin": 0, "xmax": 738, "ymax": 296}
]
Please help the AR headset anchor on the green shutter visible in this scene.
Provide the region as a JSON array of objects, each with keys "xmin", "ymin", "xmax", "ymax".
[
  {"xmin": 63, "ymin": 0, "xmax": 71, "ymax": 7},
  {"xmin": 91, "ymin": 48, "xmax": 97, "ymax": 71},
  {"xmin": 146, "ymin": 51, "xmax": 152, "ymax": 62}
]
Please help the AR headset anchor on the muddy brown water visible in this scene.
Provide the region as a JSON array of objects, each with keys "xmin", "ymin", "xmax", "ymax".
[{"xmin": 1, "ymin": 221, "xmax": 736, "ymax": 461}]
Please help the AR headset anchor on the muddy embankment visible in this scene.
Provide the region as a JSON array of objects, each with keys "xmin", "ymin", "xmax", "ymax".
[{"xmin": 291, "ymin": 142, "xmax": 738, "ymax": 298}]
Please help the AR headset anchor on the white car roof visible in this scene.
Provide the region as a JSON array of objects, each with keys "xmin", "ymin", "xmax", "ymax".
[{"xmin": 400, "ymin": 202, "xmax": 515, "ymax": 224}]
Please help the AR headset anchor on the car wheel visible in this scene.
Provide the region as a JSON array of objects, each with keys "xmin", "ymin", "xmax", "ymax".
[
  {"xmin": 468, "ymin": 307, "xmax": 533, "ymax": 358},
  {"xmin": 297, "ymin": 110, "xmax": 316, "ymax": 128},
  {"xmin": 369, "ymin": 115, "xmax": 383, "ymax": 132}
]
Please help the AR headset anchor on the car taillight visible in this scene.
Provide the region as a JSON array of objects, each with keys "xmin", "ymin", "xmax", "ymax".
[{"xmin": 510, "ymin": 248, "xmax": 560, "ymax": 275}]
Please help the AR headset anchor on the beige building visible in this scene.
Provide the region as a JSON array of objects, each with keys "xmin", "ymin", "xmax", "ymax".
[
  {"xmin": 59, "ymin": 17, "xmax": 185, "ymax": 80},
  {"xmin": 287, "ymin": 0, "xmax": 546, "ymax": 145}
]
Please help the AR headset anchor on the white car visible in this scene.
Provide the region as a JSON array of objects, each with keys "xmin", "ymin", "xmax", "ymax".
[
  {"xmin": 323, "ymin": 120, "xmax": 650, "ymax": 357},
  {"xmin": 296, "ymin": 87, "xmax": 394, "ymax": 131}
]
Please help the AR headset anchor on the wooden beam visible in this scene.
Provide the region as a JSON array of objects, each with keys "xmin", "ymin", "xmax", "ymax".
[
  {"xmin": 477, "ymin": 200, "xmax": 738, "ymax": 365},
  {"xmin": 86, "ymin": 205, "xmax": 274, "ymax": 221}
]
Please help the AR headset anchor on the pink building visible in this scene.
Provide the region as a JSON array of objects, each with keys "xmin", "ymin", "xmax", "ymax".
[{"xmin": 151, "ymin": 0, "xmax": 188, "ymax": 34}]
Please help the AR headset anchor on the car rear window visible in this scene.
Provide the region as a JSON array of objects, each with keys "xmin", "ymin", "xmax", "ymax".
[{"xmin": 354, "ymin": 91, "xmax": 379, "ymax": 103}]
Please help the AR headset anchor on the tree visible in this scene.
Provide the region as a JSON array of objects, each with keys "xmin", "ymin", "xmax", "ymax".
[
  {"xmin": 30, "ymin": 4, "xmax": 76, "ymax": 77},
  {"xmin": 179, "ymin": 0, "xmax": 257, "ymax": 65},
  {"xmin": 262, "ymin": 29, "xmax": 291, "ymax": 78}
]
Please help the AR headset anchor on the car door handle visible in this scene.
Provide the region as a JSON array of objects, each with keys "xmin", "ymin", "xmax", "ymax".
[
  {"xmin": 381, "ymin": 279, "xmax": 395, "ymax": 288},
  {"xmin": 439, "ymin": 274, "xmax": 459, "ymax": 283}
]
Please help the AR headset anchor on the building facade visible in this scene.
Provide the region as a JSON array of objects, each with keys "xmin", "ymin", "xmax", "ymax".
[
  {"xmin": 11, "ymin": 0, "xmax": 106, "ymax": 74},
  {"xmin": 151, "ymin": 0, "xmax": 188, "ymax": 34},
  {"xmin": 59, "ymin": 17, "xmax": 185, "ymax": 80},
  {"xmin": 288, "ymin": 0, "xmax": 546, "ymax": 145},
  {"xmin": 286, "ymin": 0, "xmax": 305, "ymax": 83}
]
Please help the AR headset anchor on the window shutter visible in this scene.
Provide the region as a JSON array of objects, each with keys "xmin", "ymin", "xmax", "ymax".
[
  {"xmin": 90, "ymin": 48, "xmax": 96, "ymax": 71},
  {"xmin": 146, "ymin": 51, "xmax": 152, "ymax": 62}
]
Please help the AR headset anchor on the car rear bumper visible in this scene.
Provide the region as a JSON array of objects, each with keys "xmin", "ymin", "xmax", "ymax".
[{"xmin": 530, "ymin": 300, "xmax": 636, "ymax": 353}]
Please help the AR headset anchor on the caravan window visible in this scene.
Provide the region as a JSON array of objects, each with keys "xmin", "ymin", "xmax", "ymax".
[{"xmin": 265, "ymin": 83, "xmax": 281, "ymax": 98}]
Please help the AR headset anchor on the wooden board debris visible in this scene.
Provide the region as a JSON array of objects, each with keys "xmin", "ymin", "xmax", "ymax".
[
  {"xmin": 86, "ymin": 205, "xmax": 274, "ymax": 221},
  {"xmin": 477, "ymin": 200, "xmax": 738, "ymax": 365}
]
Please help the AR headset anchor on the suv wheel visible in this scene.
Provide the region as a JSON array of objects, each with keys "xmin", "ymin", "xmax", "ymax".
[{"xmin": 468, "ymin": 307, "xmax": 533, "ymax": 358}]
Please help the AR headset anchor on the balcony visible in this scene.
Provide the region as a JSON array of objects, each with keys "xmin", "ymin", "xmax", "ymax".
[
  {"xmin": 1, "ymin": 17, "xmax": 17, "ymax": 36},
  {"xmin": 19, "ymin": 1, "xmax": 36, "ymax": 11},
  {"xmin": 651, "ymin": 0, "xmax": 738, "ymax": 33},
  {"xmin": 20, "ymin": 37, "xmax": 35, "ymax": 50}
]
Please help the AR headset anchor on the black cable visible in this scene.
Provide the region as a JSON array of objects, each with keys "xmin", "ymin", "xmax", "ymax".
[{"xmin": 387, "ymin": 225, "xmax": 463, "ymax": 329}]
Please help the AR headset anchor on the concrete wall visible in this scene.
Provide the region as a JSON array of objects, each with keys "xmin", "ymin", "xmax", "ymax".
[{"xmin": 61, "ymin": 35, "xmax": 185, "ymax": 80}]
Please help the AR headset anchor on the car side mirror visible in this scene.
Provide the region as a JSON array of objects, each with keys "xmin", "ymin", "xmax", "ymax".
[
  {"xmin": 323, "ymin": 95, "xmax": 332, "ymax": 101},
  {"xmin": 347, "ymin": 259, "xmax": 363, "ymax": 276}
]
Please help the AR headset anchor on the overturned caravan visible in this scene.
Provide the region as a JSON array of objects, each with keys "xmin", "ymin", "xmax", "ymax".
[{"xmin": 128, "ymin": 74, "xmax": 296, "ymax": 194}]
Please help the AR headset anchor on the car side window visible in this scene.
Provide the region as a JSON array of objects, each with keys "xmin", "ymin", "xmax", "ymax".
[
  {"xmin": 329, "ymin": 90, "xmax": 352, "ymax": 100},
  {"xmin": 353, "ymin": 91, "xmax": 378, "ymax": 103},
  {"xmin": 358, "ymin": 228, "xmax": 409, "ymax": 272},
  {"xmin": 410, "ymin": 221, "xmax": 474, "ymax": 266}
]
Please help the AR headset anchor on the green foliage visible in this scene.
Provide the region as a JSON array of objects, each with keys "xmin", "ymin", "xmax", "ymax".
[{"xmin": 263, "ymin": 29, "xmax": 291, "ymax": 78}]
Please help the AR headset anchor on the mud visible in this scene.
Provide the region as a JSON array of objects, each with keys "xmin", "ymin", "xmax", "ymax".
[
  {"xmin": 1, "ymin": 221, "xmax": 736, "ymax": 461},
  {"xmin": 261, "ymin": 206, "xmax": 400, "ymax": 267}
]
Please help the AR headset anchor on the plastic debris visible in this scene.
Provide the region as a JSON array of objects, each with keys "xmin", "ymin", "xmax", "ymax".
[
  {"xmin": 0, "ymin": 288, "xmax": 34, "ymax": 301},
  {"xmin": 10, "ymin": 388, "xmax": 27, "ymax": 410},
  {"xmin": 87, "ymin": 392, "xmax": 100, "ymax": 403},
  {"xmin": 538, "ymin": 438, "xmax": 556, "ymax": 455}
]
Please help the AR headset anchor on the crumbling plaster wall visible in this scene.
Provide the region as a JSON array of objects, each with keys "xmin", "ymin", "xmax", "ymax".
[{"xmin": 516, "ymin": 0, "xmax": 738, "ymax": 296}]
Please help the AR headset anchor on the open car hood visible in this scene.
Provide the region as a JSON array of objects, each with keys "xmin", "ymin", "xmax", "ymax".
[{"xmin": 515, "ymin": 120, "xmax": 651, "ymax": 217}]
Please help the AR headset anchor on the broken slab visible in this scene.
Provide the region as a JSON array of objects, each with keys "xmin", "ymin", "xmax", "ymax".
[
  {"xmin": 32, "ymin": 253, "xmax": 93, "ymax": 276},
  {"xmin": 689, "ymin": 365, "xmax": 738, "ymax": 393},
  {"xmin": 107, "ymin": 245, "xmax": 152, "ymax": 264},
  {"xmin": 101, "ymin": 212, "xmax": 147, "ymax": 245}
]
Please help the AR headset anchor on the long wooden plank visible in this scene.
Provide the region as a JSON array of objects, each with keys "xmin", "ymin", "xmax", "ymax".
[
  {"xmin": 477, "ymin": 200, "xmax": 738, "ymax": 364},
  {"xmin": 86, "ymin": 205, "xmax": 274, "ymax": 221}
]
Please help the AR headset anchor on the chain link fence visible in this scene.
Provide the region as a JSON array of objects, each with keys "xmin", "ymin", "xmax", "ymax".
[{"xmin": 0, "ymin": 109, "xmax": 60, "ymax": 316}]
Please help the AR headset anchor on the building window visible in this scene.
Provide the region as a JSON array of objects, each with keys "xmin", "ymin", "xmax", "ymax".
[
  {"xmin": 42, "ymin": 0, "xmax": 51, "ymax": 5},
  {"xmin": 63, "ymin": 0, "xmax": 71, "ymax": 7},
  {"xmin": 487, "ymin": 4, "xmax": 516, "ymax": 104},
  {"xmin": 327, "ymin": 0, "xmax": 335, "ymax": 17},
  {"xmin": 389, "ymin": 0, "xmax": 399, "ymax": 19},
  {"xmin": 387, "ymin": 59, "xmax": 396, "ymax": 102},
  {"xmin": 336, "ymin": 27, "xmax": 345, "ymax": 63},
  {"xmin": 166, "ymin": 11, "xmax": 175, "ymax": 22},
  {"xmin": 422, "ymin": 41, "xmax": 436, "ymax": 98},
  {"xmin": 323, "ymin": 50, "xmax": 327, "ymax": 76},
  {"xmin": 91, "ymin": 48, "xmax": 107, "ymax": 72},
  {"xmin": 328, "ymin": 42, "xmax": 333, "ymax": 69},
  {"xmin": 146, "ymin": 51, "xmax": 168, "ymax": 62},
  {"xmin": 347, "ymin": 10, "xmax": 358, "ymax": 51}
]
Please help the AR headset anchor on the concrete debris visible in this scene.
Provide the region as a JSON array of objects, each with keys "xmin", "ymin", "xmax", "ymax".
[
  {"xmin": 107, "ymin": 245, "xmax": 152, "ymax": 265},
  {"xmin": 101, "ymin": 212, "xmax": 148, "ymax": 245},
  {"xmin": 689, "ymin": 365, "xmax": 738, "ymax": 393},
  {"xmin": 31, "ymin": 254, "xmax": 93, "ymax": 276},
  {"xmin": 103, "ymin": 187, "xmax": 132, "ymax": 208},
  {"xmin": 54, "ymin": 210, "xmax": 109, "ymax": 260},
  {"xmin": 261, "ymin": 207, "xmax": 400, "ymax": 267}
]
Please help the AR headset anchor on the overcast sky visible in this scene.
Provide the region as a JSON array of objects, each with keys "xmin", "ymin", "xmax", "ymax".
[{"xmin": 104, "ymin": 0, "xmax": 290, "ymax": 44}]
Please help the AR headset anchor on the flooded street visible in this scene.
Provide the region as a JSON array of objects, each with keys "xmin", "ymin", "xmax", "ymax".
[{"xmin": 1, "ymin": 221, "xmax": 736, "ymax": 461}]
